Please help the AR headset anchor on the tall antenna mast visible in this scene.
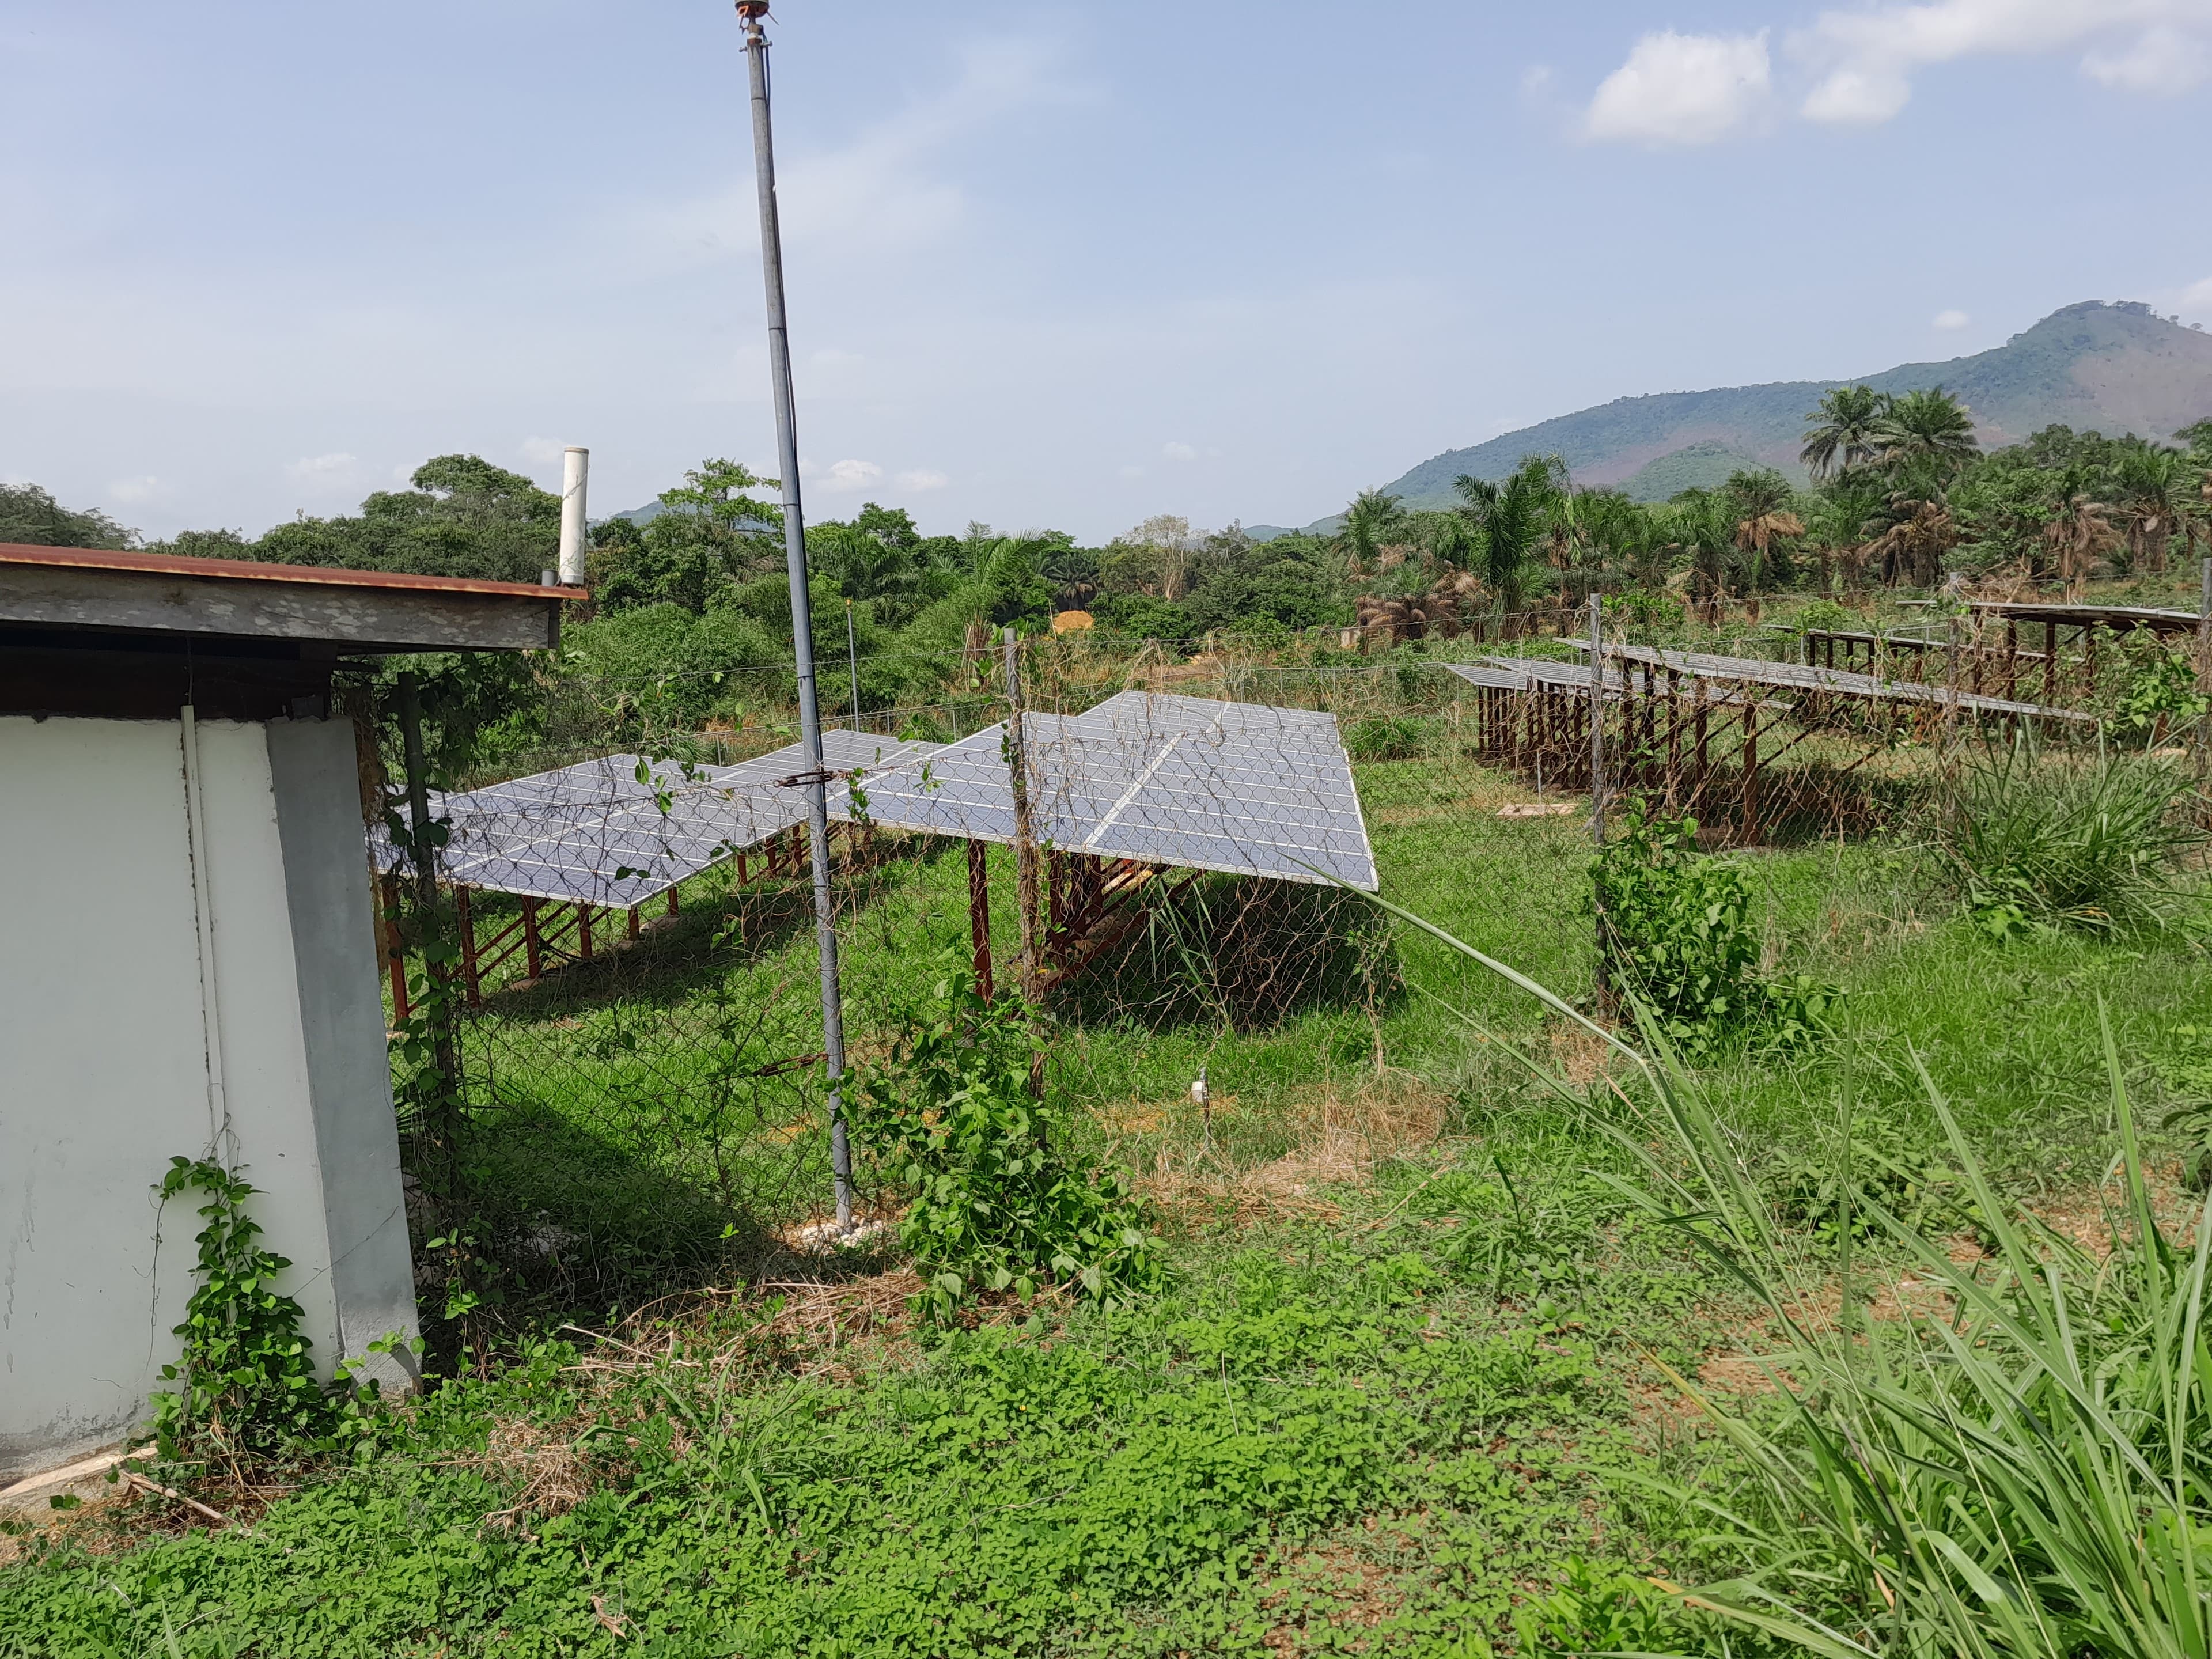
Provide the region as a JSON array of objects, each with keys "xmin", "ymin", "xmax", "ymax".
[{"xmin": 739, "ymin": 0, "xmax": 854, "ymax": 1233}]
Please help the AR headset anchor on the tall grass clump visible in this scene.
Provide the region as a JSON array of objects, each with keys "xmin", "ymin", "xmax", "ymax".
[
  {"xmin": 1937, "ymin": 733, "xmax": 2202, "ymax": 936},
  {"xmin": 1355, "ymin": 884, "xmax": 2212, "ymax": 1658}
]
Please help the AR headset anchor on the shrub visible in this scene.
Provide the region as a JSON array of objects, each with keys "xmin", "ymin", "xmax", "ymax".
[
  {"xmin": 1588, "ymin": 800, "xmax": 1837, "ymax": 1055},
  {"xmin": 854, "ymin": 968, "xmax": 1163, "ymax": 1319},
  {"xmin": 1345, "ymin": 714, "xmax": 1433, "ymax": 760},
  {"xmin": 1936, "ymin": 734, "xmax": 2203, "ymax": 936},
  {"xmin": 150, "ymin": 1160, "xmax": 394, "ymax": 1461}
]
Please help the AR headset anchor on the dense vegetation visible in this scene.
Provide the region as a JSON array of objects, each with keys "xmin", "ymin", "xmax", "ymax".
[{"xmin": 9, "ymin": 368, "xmax": 2212, "ymax": 1653}]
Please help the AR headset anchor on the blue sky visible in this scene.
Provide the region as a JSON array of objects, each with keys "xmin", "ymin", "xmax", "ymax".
[{"xmin": 6, "ymin": 0, "xmax": 2212, "ymax": 543}]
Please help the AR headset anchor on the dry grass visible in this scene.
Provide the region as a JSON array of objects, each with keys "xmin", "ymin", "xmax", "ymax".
[{"xmin": 1132, "ymin": 1072, "xmax": 1448, "ymax": 1227}]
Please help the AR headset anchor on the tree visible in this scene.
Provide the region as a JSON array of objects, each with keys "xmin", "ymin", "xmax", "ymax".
[
  {"xmin": 1103, "ymin": 515, "xmax": 1203, "ymax": 602},
  {"xmin": 1874, "ymin": 387, "xmax": 1980, "ymax": 475},
  {"xmin": 593, "ymin": 460, "xmax": 782, "ymax": 613},
  {"xmin": 1805, "ymin": 475, "xmax": 1884, "ymax": 595},
  {"xmin": 1334, "ymin": 489, "xmax": 1405, "ymax": 578},
  {"xmin": 0, "ymin": 483, "xmax": 137, "ymax": 549},
  {"xmin": 2109, "ymin": 440, "xmax": 2187, "ymax": 575},
  {"xmin": 1453, "ymin": 459, "xmax": 1554, "ymax": 620},
  {"xmin": 2040, "ymin": 467, "xmax": 2115, "ymax": 600},
  {"xmin": 1725, "ymin": 468, "xmax": 1805, "ymax": 599},
  {"xmin": 1866, "ymin": 457, "xmax": 1959, "ymax": 588},
  {"xmin": 1801, "ymin": 384, "xmax": 1887, "ymax": 482}
]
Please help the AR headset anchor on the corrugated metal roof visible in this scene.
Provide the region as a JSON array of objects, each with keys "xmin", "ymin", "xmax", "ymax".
[{"xmin": 0, "ymin": 542, "xmax": 586, "ymax": 601}]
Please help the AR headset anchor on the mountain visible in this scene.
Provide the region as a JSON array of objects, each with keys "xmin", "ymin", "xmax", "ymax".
[{"xmin": 1266, "ymin": 301, "xmax": 2212, "ymax": 534}]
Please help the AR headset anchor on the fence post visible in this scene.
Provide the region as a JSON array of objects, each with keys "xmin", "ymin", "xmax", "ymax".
[
  {"xmin": 1003, "ymin": 628, "xmax": 1044, "ymax": 1003},
  {"xmin": 395, "ymin": 671, "xmax": 464, "ymax": 1224},
  {"xmin": 2199, "ymin": 558, "xmax": 2211, "ymax": 780}
]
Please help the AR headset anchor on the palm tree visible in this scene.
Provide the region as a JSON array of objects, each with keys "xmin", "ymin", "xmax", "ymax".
[
  {"xmin": 1725, "ymin": 468, "xmax": 1804, "ymax": 603},
  {"xmin": 1806, "ymin": 475, "xmax": 1884, "ymax": 596},
  {"xmin": 1863, "ymin": 457, "xmax": 1958, "ymax": 588},
  {"xmin": 2109, "ymin": 440, "xmax": 2187, "ymax": 575},
  {"xmin": 2041, "ymin": 467, "xmax": 2115, "ymax": 601},
  {"xmin": 1801, "ymin": 384, "xmax": 1888, "ymax": 481},
  {"xmin": 1454, "ymin": 460, "xmax": 1553, "ymax": 623},
  {"xmin": 1874, "ymin": 387, "xmax": 1980, "ymax": 475},
  {"xmin": 1335, "ymin": 488, "xmax": 1405, "ymax": 577}
]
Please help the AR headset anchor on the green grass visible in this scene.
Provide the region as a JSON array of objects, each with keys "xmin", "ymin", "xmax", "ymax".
[{"xmin": 8, "ymin": 747, "xmax": 2209, "ymax": 1654}]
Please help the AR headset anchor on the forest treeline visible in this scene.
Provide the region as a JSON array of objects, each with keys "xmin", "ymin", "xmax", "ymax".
[{"xmin": 9, "ymin": 383, "xmax": 2211, "ymax": 733}]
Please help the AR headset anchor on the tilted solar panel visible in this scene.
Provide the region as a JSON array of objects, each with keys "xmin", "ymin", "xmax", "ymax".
[
  {"xmin": 369, "ymin": 730, "xmax": 941, "ymax": 906},
  {"xmin": 851, "ymin": 691, "xmax": 1378, "ymax": 891}
]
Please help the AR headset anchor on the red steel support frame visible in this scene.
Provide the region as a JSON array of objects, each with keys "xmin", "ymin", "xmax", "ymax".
[
  {"xmin": 522, "ymin": 899, "xmax": 544, "ymax": 980},
  {"xmin": 454, "ymin": 885, "xmax": 482, "ymax": 1009},
  {"xmin": 380, "ymin": 870, "xmax": 411, "ymax": 1020}
]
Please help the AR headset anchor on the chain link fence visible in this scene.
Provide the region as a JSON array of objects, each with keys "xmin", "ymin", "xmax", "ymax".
[{"xmin": 364, "ymin": 601, "xmax": 2160, "ymax": 1321}]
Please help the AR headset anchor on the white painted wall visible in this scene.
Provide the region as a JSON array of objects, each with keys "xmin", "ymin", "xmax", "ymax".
[{"xmin": 0, "ymin": 714, "xmax": 418, "ymax": 1478}]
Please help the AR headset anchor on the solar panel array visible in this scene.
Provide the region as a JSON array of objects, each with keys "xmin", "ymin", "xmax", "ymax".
[
  {"xmin": 370, "ymin": 730, "xmax": 939, "ymax": 907},
  {"xmin": 1453, "ymin": 658, "xmax": 1771, "ymax": 708},
  {"xmin": 372, "ymin": 694, "xmax": 1377, "ymax": 902},
  {"xmin": 1586, "ymin": 642, "xmax": 2094, "ymax": 722},
  {"xmin": 852, "ymin": 690, "xmax": 1378, "ymax": 891}
]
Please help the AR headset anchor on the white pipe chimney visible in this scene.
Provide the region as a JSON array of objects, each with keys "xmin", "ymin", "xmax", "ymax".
[{"xmin": 558, "ymin": 446, "xmax": 589, "ymax": 587}]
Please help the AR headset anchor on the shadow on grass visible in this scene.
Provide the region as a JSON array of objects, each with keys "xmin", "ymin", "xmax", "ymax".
[{"xmin": 1058, "ymin": 876, "xmax": 1399, "ymax": 1035}]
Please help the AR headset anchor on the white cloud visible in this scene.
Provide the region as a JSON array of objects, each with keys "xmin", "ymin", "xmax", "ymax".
[
  {"xmin": 1161, "ymin": 441, "xmax": 1198, "ymax": 462},
  {"xmin": 1933, "ymin": 308, "xmax": 1971, "ymax": 329},
  {"xmin": 108, "ymin": 475, "xmax": 159, "ymax": 503},
  {"xmin": 2084, "ymin": 24, "xmax": 2212, "ymax": 90},
  {"xmin": 288, "ymin": 452, "xmax": 357, "ymax": 478},
  {"xmin": 1584, "ymin": 30, "xmax": 1772, "ymax": 146},
  {"xmin": 815, "ymin": 458, "xmax": 884, "ymax": 492},
  {"xmin": 895, "ymin": 468, "xmax": 949, "ymax": 491},
  {"xmin": 1118, "ymin": 465, "xmax": 1145, "ymax": 480},
  {"xmin": 1796, "ymin": 0, "xmax": 2212, "ymax": 124},
  {"xmin": 635, "ymin": 36, "xmax": 1084, "ymax": 268},
  {"xmin": 518, "ymin": 435, "xmax": 568, "ymax": 467}
]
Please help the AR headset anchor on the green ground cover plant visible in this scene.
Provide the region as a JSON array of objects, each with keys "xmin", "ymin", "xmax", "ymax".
[
  {"xmin": 854, "ymin": 967, "xmax": 1162, "ymax": 1315},
  {"xmin": 1589, "ymin": 800, "xmax": 1839, "ymax": 1055},
  {"xmin": 7, "ymin": 745, "xmax": 2211, "ymax": 1655}
]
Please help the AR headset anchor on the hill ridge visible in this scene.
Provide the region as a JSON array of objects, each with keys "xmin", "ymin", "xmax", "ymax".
[{"xmin": 1262, "ymin": 301, "xmax": 2212, "ymax": 536}]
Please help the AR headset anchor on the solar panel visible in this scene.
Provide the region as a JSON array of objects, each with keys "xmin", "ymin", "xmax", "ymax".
[
  {"xmin": 1584, "ymin": 642, "xmax": 2094, "ymax": 722},
  {"xmin": 849, "ymin": 691, "xmax": 1378, "ymax": 891},
  {"xmin": 370, "ymin": 730, "xmax": 941, "ymax": 907}
]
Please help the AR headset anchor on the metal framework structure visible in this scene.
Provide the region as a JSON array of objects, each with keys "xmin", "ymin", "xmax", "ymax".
[
  {"xmin": 372, "ymin": 691, "xmax": 1377, "ymax": 1009},
  {"xmin": 1447, "ymin": 641, "xmax": 2090, "ymax": 842}
]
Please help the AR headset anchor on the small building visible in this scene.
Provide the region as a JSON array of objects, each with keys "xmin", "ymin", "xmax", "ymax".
[{"xmin": 0, "ymin": 544, "xmax": 576, "ymax": 1479}]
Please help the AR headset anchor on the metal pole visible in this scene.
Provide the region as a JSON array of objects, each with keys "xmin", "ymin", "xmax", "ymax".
[
  {"xmin": 741, "ymin": 5, "xmax": 851, "ymax": 1232},
  {"xmin": 846, "ymin": 599, "xmax": 862, "ymax": 730}
]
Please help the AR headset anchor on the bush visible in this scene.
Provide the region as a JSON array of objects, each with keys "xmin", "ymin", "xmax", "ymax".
[
  {"xmin": 854, "ymin": 967, "xmax": 1162, "ymax": 1319},
  {"xmin": 1345, "ymin": 714, "xmax": 1433, "ymax": 760},
  {"xmin": 1936, "ymin": 735, "xmax": 2203, "ymax": 936},
  {"xmin": 1589, "ymin": 801, "xmax": 1836, "ymax": 1055}
]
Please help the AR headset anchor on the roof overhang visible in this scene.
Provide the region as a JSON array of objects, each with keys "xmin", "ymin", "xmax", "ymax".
[{"xmin": 0, "ymin": 544, "xmax": 581, "ymax": 654}]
